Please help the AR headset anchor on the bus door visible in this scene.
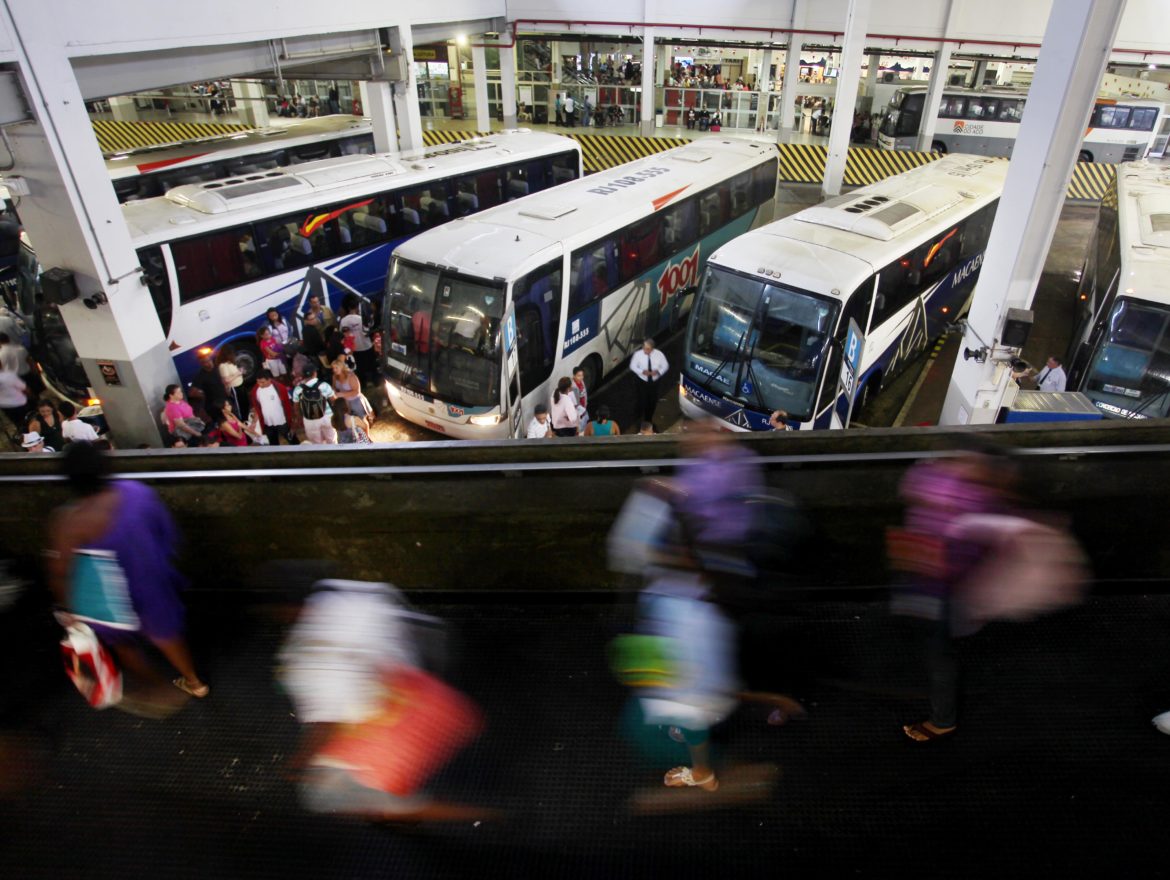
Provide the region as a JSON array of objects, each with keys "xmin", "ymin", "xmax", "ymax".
[{"xmin": 501, "ymin": 304, "xmax": 523, "ymax": 437}]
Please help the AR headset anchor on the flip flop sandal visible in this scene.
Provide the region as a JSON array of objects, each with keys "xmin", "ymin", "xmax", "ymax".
[
  {"xmin": 902, "ymin": 721, "xmax": 955, "ymax": 742},
  {"xmin": 173, "ymin": 677, "xmax": 210, "ymax": 698},
  {"xmin": 663, "ymin": 766, "xmax": 719, "ymax": 790}
]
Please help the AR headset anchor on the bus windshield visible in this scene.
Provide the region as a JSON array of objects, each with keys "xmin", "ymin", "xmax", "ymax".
[
  {"xmin": 383, "ymin": 258, "xmax": 505, "ymax": 409},
  {"xmin": 1082, "ymin": 298, "xmax": 1170, "ymax": 418},
  {"xmin": 685, "ymin": 268, "xmax": 839, "ymax": 421},
  {"xmin": 879, "ymin": 91, "xmax": 923, "ymax": 138}
]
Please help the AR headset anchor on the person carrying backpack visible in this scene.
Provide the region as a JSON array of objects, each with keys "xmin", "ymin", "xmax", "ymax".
[{"xmin": 291, "ymin": 361, "xmax": 337, "ymax": 444}]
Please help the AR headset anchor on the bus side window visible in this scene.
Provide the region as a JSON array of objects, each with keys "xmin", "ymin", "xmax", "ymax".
[
  {"xmin": 752, "ymin": 160, "xmax": 777, "ymax": 206},
  {"xmin": 551, "ymin": 151, "xmax": 579, "ymax": 184},
  {"xmin": 513, "ymin": 258, "xmax": 564, "ymax": 391},
  {"xmin": 1130, "ymin": 107, "xmax": 1158, "ymax": 131},
  {"xmin": 569, "ymin": 238, "xmax": 615, "ymax": 313},
  {"xmin": 172, "ymin": 226, "xmax": 255, "ymax": 303},
  {"xmin": 256, "ymin": 213, "xmax": 314, "ymax": 272},
  {"xmin": 475, "ymin": 169, "xmax": 504, "ymax": 209},
  {"xmin": 137, "ymin": 246, "xmax": 174, "ymax": 337},
  {"xmin": 997, "ymin": 99, "xmax": 1023, "ymax": 122},
  {"xmin": 349, "ymin": 193, "xmax": 392, "ymax": 248},
  {"xmin": 527, "ymin": 158, "xmax": 553, "ymax": 193},
  {"xmin": 662, "ymin": 199, "xmax": 698, "ymax": 255},
  {"xmin": 453, "ymin": 174, "xmax": 482, "ymax": 216},
  {"xmin": 618, "ymin": 216, "xmax": 663, "ymax": 283},
  {"xmin": 504, "ymin": 163, "xmax": 530, "ymax": 200},
  {"xmin": 921, "ymin": 226, "xmax": 960, "ymax": 285},
  {"xmin": 698, "ymin": 190, "xmax": 725, "ymax": 237},
  {"xmin": 729, "ymin": 171, "xmax": 753, "ymax": 218},
  {"xmin": 873, "ymin": 258, "xmax": 915, "ymax": 326},
  {"xmin": 939, "ymin": 96, "xmax": 966, "ymax": 119}
]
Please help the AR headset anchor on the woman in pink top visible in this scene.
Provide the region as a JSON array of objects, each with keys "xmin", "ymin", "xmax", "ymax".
[
  {"xmin": 550, "ymin": 377, "xmax": 579, "ymax": 437},
  {"xmin": 163, "ymin": 385, "xmax": 203, "ymax": 441}
]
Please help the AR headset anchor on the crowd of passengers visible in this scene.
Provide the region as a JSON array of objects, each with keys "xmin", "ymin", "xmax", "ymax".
[{"xmin": 161, "ymin": 293, "xmax": 377, "ymax": 448}]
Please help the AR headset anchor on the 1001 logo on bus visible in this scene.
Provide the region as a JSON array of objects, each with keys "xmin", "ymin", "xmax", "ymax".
[{"xmin": 657, "ymin": 245, "xmax": 700, "ymax": 308}]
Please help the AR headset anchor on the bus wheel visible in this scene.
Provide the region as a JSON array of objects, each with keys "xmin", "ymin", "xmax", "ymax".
[
  {"xmin": 234, "ymin": 341, "xmax": 262, "ymax": 382},
  {"xmin": 931, "ymin": 141, "xmax": 948, "ymax": 155},
  {"xmin": 1078, "ymin": 150, "xmax": 1093, "ymax": 163}
]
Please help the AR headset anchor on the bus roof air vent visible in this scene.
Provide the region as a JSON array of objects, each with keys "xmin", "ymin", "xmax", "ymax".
[
  {"xmin": 165, "ymin": 175, "xmax": 304, "ymax": 213},
  {"xmin": 672, "ymin": 150, "xmax": 713, "ymax": 164},
  {"xmin": 518, "ymin": 205, "xmax": 578, "ymax": 220},
  {"xmin": 869, "ymin": 202, "xmax": 922, "ymax": 226}
]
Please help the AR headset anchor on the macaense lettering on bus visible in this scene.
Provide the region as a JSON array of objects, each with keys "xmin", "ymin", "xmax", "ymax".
[
  {"xmin": 949, "ymin": 252, "xmax": 984, "ymax": 289},
  {"xmin": 587, "ymin": 166, "xmax": 671, "ymax": 196},
  {"xmin": 656, "ymin": 244, "xmax": 700, "ymax": 308}
]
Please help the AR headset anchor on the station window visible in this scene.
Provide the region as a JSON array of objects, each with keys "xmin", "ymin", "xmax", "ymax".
[
  {"xmin": 172, "ymin": 226, "xmax": 256, "ymax": 303},
  {"xmin": 513, "ymin": 258, "xmax": 564, "ymax": 391}
]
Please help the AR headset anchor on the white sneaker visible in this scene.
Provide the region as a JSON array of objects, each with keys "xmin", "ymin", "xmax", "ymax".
[{"xmin": 1153, "ymin": 711, "xmax": 1170, "ymax": 734}]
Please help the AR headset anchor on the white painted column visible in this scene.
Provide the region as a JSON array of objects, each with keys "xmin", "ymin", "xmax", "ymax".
[
  {"xmin": 640, "ymin": 27, "xmax": 656, "ymax": 137},
  {"xmin": 389, "ymin": 24, "xmax": 424, "ymax": 151},
  {"xmin": 472, "ymin": 44, "xmax": 491, "ymax": 132},
  {"xmin": 231, "ymin": 79, "xmax": 269, "ymax": 128},
  {"xmin": 107, "ymin": 96, "xmax": 138, "ymax": 122},
  {"xmin": 822, "ymin": 0, "xmax": 871, "ymax": 197},
  {"xmin": 779, "ymin": 37, "xmax": 803, "ymax": 138},
  {"xmin": 550, "ymin": 41, "xmax": 562, "ymax": 125},
  {"xmin": 940, "ymin": 0, "xmax": 1126, "ymax": 427},
  {"xmin": 757, "ymin": 49, "xmax": 774, "ymax": 130},
  {"xmin": 865, "ymin": 52, "xmax": 880, "ymax": 95},
  {"xmin": 915, "ymin": 44, "xmax": 954, "ymax": 152},
  {"xmin": 1, "ymin": 4, "xmax": 180, "ymax": 446},
  {"xmin": 972, "ymin": 59, "xmax": 988, "ymax": 87},
  {"xmin": 365, "ymin": 81, "xmax": 397, "ymax": 153},
  {"xmin": 500, "ymin": 43, "xmax": 518, "ymax": 128}
]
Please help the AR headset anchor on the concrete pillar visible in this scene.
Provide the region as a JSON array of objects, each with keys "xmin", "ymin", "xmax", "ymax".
[
  {"xmin": 500, "ymin": 43, "xmax": 518, "ymax": 128},
  {"xmin": 940, "ymin": 0, "xmax": 1126, "ymax": 427},
  {"xmin": 640, "ymin": 28, "xmax": 657, "ymax": 137},
  {"xmin": 822, "ymin": 0, "xmax": 871, "ymax": 197},
  {"xmin": 757, "ymin": 49, "xmax": 774, "ymax": 130},
  {"xmin": 915, "ymin": 45, "xmax": 954, "ymax": 152},
  {"xmin": 231, "ymin": 79, "xmax": 269, "ymax": 128},
  {"xmin": 656, "ymin": 42, "xmax": 668, "ymax": 86},
  {"xmin": 1, "ymin": 4, "xmax": 180, "ymax": 447},
  {"xmin": 972, "ymin": 59, "xmax": 988, "ymax": 87},
  {"xmin": 358, "ymin": 81, "xmax": 370, "ymax": 117},
  {"xmin": 472, "ymin": 44, "xmax": 491, "ymax": 133},
  {"xmin": 107, "ymin": 96, "xmax": 138, "ymax": 122},
  {"xmin": 389, "ymin": 24, "xmax": 424, "ymax": 151},
  {"xmin": 865, "ymin": 52, "xmax": 880, "ymax": 95},
  {"xmin": 779, "ymin": 38, "xmax": 804, "ymax": 137},
  {"xmin": 365, "ymin": 81, "xmax": 397, "ymax": 153},
  {"xmin": 550, "ymin": 40, "xmax": 562, "ymax": 125}
]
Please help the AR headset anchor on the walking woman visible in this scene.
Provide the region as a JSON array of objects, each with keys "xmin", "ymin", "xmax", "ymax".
[{"xmin": 550, "ymin": 377, "xmax": 579, "ymax": 437}]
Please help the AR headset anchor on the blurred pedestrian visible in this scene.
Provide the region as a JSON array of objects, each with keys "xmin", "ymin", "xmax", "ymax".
[
  {"xmin": 258, "ymin": 326, "xmax": 287, "ymax": 380},
  {"xmin": 27, "ymin": 399, "xmax": 64, "ymax": 452},
  {"xmin": 162, "ymin": 384, "xmax": 205, "ymax": 442},
  {"xmin": 571, "ymin": 364, "xmax": 589, "ymax": 434},
  {"xmin": 214, "ymin": 398, "xmax": 249, "ymax": 446},
  {"xmin": 331, "ymin": 404, "xmax": 372, "ymax": 445},
  {"xmin": 249, "ymin": 368, "xmax": 298, "ymax": 446},
  {"xmin": 217, "ymin": 345, "xmax": 248, "ymax": 420},
  {"xmin": 21, "ymin": 431, "xmax": 52, "ymax": 453},
  {"xmin": 46, "ymin": 443, "xmax": 208, "ymax": 703},
  {"xmin": 59, "ymin": 401, "xmax": 100, "ymax": 445}
]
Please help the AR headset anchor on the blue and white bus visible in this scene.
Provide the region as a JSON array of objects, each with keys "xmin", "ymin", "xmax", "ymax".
[
  {"xmin": 382, "ymin": 138, "xmax": 778, "ymax": 438},
  {"xmin": 679, "ymin": 154, "xmax": 1007, "ymax": 430},
  {"xmin": 122, "ymin": 131, "xmax": 581, "ymax": 383},
  {"xmin": 1069, "ymin": 160, "xmax": 1170, "ymax": 419}
]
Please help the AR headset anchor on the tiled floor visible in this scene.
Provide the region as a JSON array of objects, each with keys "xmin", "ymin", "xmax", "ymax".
[{"xmin": 2, "ymin": 588, "xmax": 1168, "ymax": 878}]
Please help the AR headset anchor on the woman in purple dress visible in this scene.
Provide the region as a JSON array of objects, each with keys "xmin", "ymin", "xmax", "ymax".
[{"xmin": 46, "ymin": 443, "xmax": 209, "ymax": 700}]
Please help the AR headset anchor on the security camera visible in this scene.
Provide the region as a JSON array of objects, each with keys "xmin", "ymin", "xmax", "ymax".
[{"xmin": 82, "ymin": 292, "xmax": 108, "ymax": 310}]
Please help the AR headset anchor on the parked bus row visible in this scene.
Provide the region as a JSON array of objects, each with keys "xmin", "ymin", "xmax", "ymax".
[{"xmin": 878, "ymin": 86, "xmax": 1170, "ymax": 163}]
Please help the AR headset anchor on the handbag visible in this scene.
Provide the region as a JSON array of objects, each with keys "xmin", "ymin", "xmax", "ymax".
[{"xmin": 59, "ymin": 619, "xmax": 122, "ymax": 709}]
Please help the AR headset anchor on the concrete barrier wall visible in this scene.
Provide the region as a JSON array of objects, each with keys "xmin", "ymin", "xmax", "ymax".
[{"xmin": 1, "ymin": 419, "xmax": 1168, "ymax": 594}]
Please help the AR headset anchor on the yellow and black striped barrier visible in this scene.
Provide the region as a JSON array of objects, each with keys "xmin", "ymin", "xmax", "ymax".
[
  {"xmin": 421, "ymin": 130, "xmax": 487, "ymax": 146},
  {"xmin": 421, "ymin": 130, "xmax": 689, "ymax": 174},
  {"xmin": 92, "ymin": 120, "xmax": 252, "ymax": 155},
  {"xmin": 777, "ymin": 143, "xmax": 1115, "ymax": 202}
]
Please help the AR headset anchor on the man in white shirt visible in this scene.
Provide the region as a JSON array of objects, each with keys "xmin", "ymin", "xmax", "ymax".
[
  {"xmin": 291, "ymin": 362, "xmax": 337, "ymax": 444},
  {"xmin": 564, "ymin": 94, "xmax": 576, "ymax": 126},
  {"xmin": 629, "ymin": 338, "xmax": 669, "ymax": 428},
  {"xmin": 59, "ymin": 401, "xmax": 100, "ymax": 445},
  {"xmin": 526, "ymin": 403, "xmax": 552, "ymax": 438},
  {"xmin": 1034, "ymin": 355, "xmax": 1068, "ymax": 393}
]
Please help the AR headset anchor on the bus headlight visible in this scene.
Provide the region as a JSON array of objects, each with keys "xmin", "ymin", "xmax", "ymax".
[
  {"xmin": 469, "ymin": 413, "xmax": 502, "ymax": 426},
  {"xmin": 384, "ymin": 381, "xmax": 400, "ymax": 399}
]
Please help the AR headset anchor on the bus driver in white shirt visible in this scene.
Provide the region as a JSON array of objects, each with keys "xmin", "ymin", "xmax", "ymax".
[{"xmin": 629, "ymin": 338, "xmax": 669, "ymax": 428}]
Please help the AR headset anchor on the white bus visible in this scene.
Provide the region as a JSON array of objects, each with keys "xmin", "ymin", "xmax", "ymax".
[
  {"xmin": 679, "ymin": 154, "xmax": 1007, "ymax": 431},
  {"xmin": 1068, "ymin": 160, "xmax": 1170, "ymax": 419},
  {"xmin": 878, "ymin": 86, "xmax": 1168, "ymax": 163},
  {"xmin": 381, "ymin": 138, "xmax": 779, "ymax": 438},
  {"xmin": 121, "ymin": 131, "xmax": 581, "ymax": 384},
  {"xmin": 106, "ymin": 116, "xmax": 377, "ymax": 203}
]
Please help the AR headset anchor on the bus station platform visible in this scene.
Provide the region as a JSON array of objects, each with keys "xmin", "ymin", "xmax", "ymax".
[{"xmin": 2, "ymin": 584, "xmax": 1168, "ymax": 878}]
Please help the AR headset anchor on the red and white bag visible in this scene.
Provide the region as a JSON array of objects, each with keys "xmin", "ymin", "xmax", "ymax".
[{"xmin": 59, "ymin": 621, "xmax": 122, "ymax": 709}]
